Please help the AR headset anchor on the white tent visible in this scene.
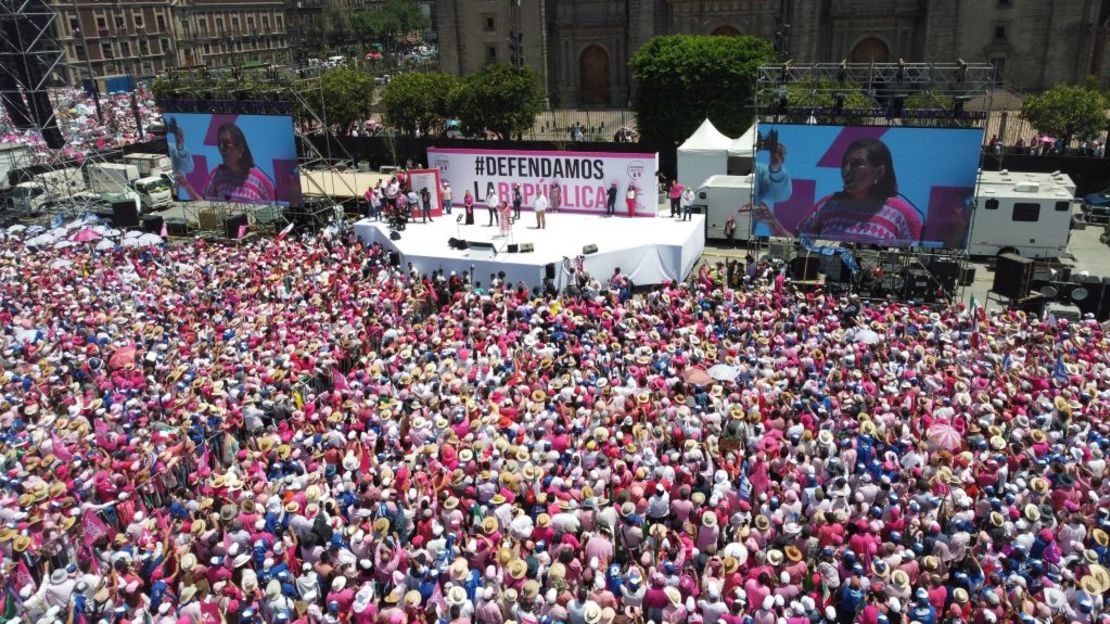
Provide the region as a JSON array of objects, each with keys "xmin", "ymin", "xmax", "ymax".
[
  {"xmin": 728, "ymin": 125, "xmax": 757, "ymax": 158},
  {"xmin": 677, "ymin": 119, "xmax": 733, "ymax": 191}
]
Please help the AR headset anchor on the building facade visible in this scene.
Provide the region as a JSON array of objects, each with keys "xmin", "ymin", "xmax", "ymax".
[
  {"xmin": 49, "ymin": 0, "xmax": 291, "ymax": 87},
  {"xmin": 436, "ymin": 0, "xmax": 1110, "ymax": 107},
  {"xmin": 50, "ymin": 0, "xmax": 177, "ymax": 85},
  {"xmin": 172, "ymin": 0, "xmax": 290, "ymax": 70}
]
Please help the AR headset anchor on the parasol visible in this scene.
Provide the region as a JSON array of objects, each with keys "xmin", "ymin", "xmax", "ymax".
[
  {"xmin": 108, "ymin": 346, "xmax": 136, "ymax": 370},
  {"xmin": 71, "ymin": 227, "xmax": 102, "ymax": 242},
  {"xmin": 94, "ymin": 239, "xmax": 116, "ymax": 251},
  {"xmin": 707, "ymin": 364, "xmax": 741, "ymax": 381},
  {"xmin": 683, "ymin": 367, "xmax": 712, "ymax": 386},
  {"xmin": 927, "ymin": 422, "xmax": 962, "ymax": 451}
]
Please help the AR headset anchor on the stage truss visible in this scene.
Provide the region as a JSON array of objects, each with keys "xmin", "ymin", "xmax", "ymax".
[{"xmin": 749, "ymin": 62, "xmax": 995, "ymax": 306}]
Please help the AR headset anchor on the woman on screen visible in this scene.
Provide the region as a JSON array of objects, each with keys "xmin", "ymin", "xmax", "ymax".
[
  {"xmin": 177, "ymin": 123, "xmax": 276, "ymax": 203},
  {"xmin": 758, "ymin": 138, "xmax": 922, "ymax": 245}
]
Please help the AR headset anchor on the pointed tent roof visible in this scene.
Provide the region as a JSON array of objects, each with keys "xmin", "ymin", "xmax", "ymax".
[
  {"xmin": 728, "ymin": 125, "xmax": 758, "ymax": 158},
  {"xmin": 677, "ymin": 119, "xmax": 734, "ymax": 154}
]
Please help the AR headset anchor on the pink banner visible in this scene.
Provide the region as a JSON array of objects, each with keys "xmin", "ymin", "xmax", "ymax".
[{"xmin": 81, "ymin": 510, "xmax": 113, "ymax": 546}]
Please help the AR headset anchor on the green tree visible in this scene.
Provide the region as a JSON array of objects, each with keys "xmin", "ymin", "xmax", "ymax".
[
  {"xmin": 1022, "ymin": 83, "xmax": 1107, "ymax": 145},
  {"xmin": 353, "ymin": 0, "xmax": 429, "ymax": 53},
  {"xmin": 303, "ymin": 67, "xmax": 375, "ymax": 133},
  {"xmin": 380, "ymin": 72, "xmax": 459, "ymax": 135},
  {"xmin": 630, "ymin": 35, "xmax": 775, "ymax": 145},
  {"xmin": 449, "ymin": 64, "xmax": 542, "ymax": 139},
  {"xmin": 781, "ymin": 80, "xmax": 877, "ymax": 124}
]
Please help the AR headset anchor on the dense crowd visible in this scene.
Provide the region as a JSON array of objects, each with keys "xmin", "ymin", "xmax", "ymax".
[
  {"xmin": 1, "ymin": 88, "xmax": 159, "ymax": 163},
  {"xmin": 0, "ymin": 226, "xmax": 1108, "ymax": 624}
]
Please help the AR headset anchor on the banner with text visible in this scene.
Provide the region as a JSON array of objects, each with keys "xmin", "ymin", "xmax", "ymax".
[{"xmin": 428, "ymin": 147, "xmax": 659, "ymax": 216}]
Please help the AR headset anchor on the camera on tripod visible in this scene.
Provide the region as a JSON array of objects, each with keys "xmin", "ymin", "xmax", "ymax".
[{"xmin": 756, "ymin": 128, "xmax": 779, "ymax": 154}]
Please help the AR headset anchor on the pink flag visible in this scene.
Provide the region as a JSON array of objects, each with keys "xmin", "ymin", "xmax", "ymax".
[
  {"xmin": 81, "ymin": 509, "xmax": 114, "ymax": 546},
  {"xmin": 52, "ymin": 432, "xmax": 74, "ymax": 462},
  {"xmin": 276, "ymin": 221, "xmax": 294, "ymax": 241},
  {"xmin": 331, "ymin": 368, "xmax": 350, "ymax": 391},
  {"xmin": 14, "ymin": 560, "xmax": 34, "ymax": 592},
  {"xmin": 237, "ymin": 224, "xmax": 247, "ymax": 239}
]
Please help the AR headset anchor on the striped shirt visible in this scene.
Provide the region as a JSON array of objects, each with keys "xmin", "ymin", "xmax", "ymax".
[
  {"xmin": 203, "ymin": 166, "xmax": 276, "ymax": 203},
  {"xmin": 797, "ymin": 194, "xmax": 922, "ymax": 245}
]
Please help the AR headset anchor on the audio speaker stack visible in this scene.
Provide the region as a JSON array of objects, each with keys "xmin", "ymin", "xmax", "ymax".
[
  {"xmin": 223, "ymin": 213, "xmax": 249, "ymax": 239},
  {"xmin": 992, "ymin": 253, "xmax": 1033, "ymax": 300}
]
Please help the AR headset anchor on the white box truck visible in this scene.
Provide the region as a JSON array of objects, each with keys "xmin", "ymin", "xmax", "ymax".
[
  {"xmin": 132, "ymin": 175, "xmax": 173, "ymax": 211},
  {"xmin": 695, "ymin": 174, "xmax": 754, "ymax": 241},
  {"xmin": 10, "ymin": 167, "xmax": 86, "ymax": 212},
  {"xmin": 967, "ymin": 170, "xmax": 1076, "ymax": 258},
  {"xmin": 124, "ymin": 153, "xmax": 172, "ymax": 177},
  {"xmin": 0, "ymin": 143, "xmax": 32, "ymax": 195},
  {"xmin": 88, "ymin": 162, "xmax": 141, "ymax": 195}
]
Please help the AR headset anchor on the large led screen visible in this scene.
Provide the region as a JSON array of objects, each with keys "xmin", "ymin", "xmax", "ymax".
[
  {"xmin": 164, "ymin": 112, "xmax": 300, "ymax": 206},
  {"xmin": 751, "ymin": 125, "xmax": 984, "ymax": 248}
]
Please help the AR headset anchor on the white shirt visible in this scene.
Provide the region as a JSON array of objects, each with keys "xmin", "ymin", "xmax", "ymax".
[{"xmin": 534, "ymin": 194, "xmax": 549, "ymax": 212}]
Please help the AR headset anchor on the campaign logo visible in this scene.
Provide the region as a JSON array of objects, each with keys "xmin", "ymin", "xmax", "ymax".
[
  {"xmin": 435, "ymin": 158, "xmax": 450, "ymax": 172},
  {"xmin": 627, "ymin": 161, "xmax": 646, "ymax": 180}
]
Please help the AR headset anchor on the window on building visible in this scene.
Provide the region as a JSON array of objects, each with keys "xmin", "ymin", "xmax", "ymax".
[
  {"xmin": 1012, "ymin": 202, "xmax": 1040, "ymax": 222},
  {"xmin": 161, "ymin": 38, "xmax": 170, "ymax": 54},
  {"xmin": 486, "ymin": 45, "xmax": 497, "ymax": 63},
  {"xmin": 134, "ymin": 14, "xmax": 144, "ymax": 29},
  {"xmin": 75, "ymin": 43, "xmax": 85, "ymax": 60},
  {"xmin": 120, "ymin": 41, "xmax": 130, "ymax": 56},
  {"xmin": 198, "ymin": 19, "xmax": 207, "ymax": 34},
  {"xmin": 157, "ymin": 15, "xmax": 166, "ymax": 32},
  {"xmin": 483, "ymin": 15, "xmax": 496, "ymax": 32},
  {"xmin": 69, "ymin": 18, "xmax": 79, "ymax": 34},
  {"xmin": 96, "ymin": 17, "xmax": 106, "ymax": 30},
  {"xmin": 139, "ymin": 40, "xmax": 149, "ymax": 55},
  {"xmin": 262, "ymin": 16, "xmax": 269, "ymax": 30},
  {"xmin": 232, "ymin": 18, "xmax": 240, "ymax": 33},
  {"xmin": 100, "ymin": 42, "xmax": 113, "ymax": 58},
  {"xmin": 215, "ymin": 18, "xmax": 223, "ymax": 32},
  {"xmin": 248, "ymin": 17, "xmax": 255, "ymax": 30},
  {"xmin": 997, "ymin": 0, "xmax": 1012, "ymax": 6},
  {"xmin": 994, "ymin": 25, "xmax": 1007, "ymax": 40},
  {"xmin": 115, "ymin": 16, "xmax": 125, "ymax": 29}
]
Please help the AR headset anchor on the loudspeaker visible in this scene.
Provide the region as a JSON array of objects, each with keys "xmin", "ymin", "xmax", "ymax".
[
  {"xmin": 518, "ymin": 242, "xmax": 534, "ymax": 253},
  {"xmin": 388, "ymin": 251, "xmax": 400, "ymax": 267},
  {"xmin": 790, "ymin": 254, "xmax": 819, "ymax": 281},
  {"xmin": 223, "ymin": 213, "xmax": 248, "ymax": 239},
  {"xmin": 958, "ymin": 266, "xmax": 976, "ymax": 286},
  {"xmin": 992, "ymin": 253, "xmax": 1034, "ymax": 300},
  {"xmin": 112, "ymin": 201, "xmax": 139, "ymax": 228},
  {"xmin": 141, "ymin": 215, "xmax": 164, "ymax": 234},
  {"xmin": 507, "ymin": 243, "xmax": 518, "ymax": 253},
  {"xmin": 930, "ymin": 260, "xmax": 960, "ymax": 280},
  {"xmin": 545, "ymin": 263, "xmax": 556, "ymax": 280},
  {"xmin": 389, "ymin": 230, "xmax": 401, "ymax": 241},
  {"xmin": 448, "ymin": 237, "xmax": 467, "ymax": 250},
  {"xmin": 164, "ymin": 217, "xmax": 189, "ymax": 236},
  {"xmin": 582, "ymin": 243, "xmax": 598, "ymax": 254}
]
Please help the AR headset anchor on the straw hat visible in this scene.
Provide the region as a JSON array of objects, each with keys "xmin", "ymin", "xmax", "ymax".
[
  {"xmin": 583, "ymin": 602, "xmax": 602, "ymax": 624},
  {"xmin": 766, "ymin": 549, "xmax": 784, "ymax": 567},
  {"xmin": 784, "ymin": 545, "xmax": 803, "ymax": 562},
  {"xmin": 508, "ymin": 559, "xmax": 528, "ymax": 580},
  {"xmin": 702, "ymin": 510, "xmax": 717, "ymax": 527},
  {"xmin": 663, "ymin": 586, "xmax": 682, "ymax": 608},
  {"xmin": 722, "ymin": 556, "xmax": 740, "ymax": 574},
  {"xmin": 404, "ymin": 589, "xmax": 422, "ymax": 608},
  {"xmin": 891, "ymin": 569, "xmax": 910, "ymax": 590}
]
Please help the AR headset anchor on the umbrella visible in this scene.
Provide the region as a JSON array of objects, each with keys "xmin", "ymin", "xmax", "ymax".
[
  {"xmin": 683, "ymin": 367, "xmax": 713, "ymax": 386},
  {"xmin": 4, "ymin": 224, "xmax": 24, "ymax": 234},
  {"xmin": 707, "ymin": 364, "xmax": 741, "ymax": 381},
  {"xmin": 71, "ymin": 227, "xmax": 101, "ymax": 242},
  {"xmin": 124, "ymin": 230, "xmax": 142, "ymax": 239},
  {"xmin": 120, "ymin": 237, "xmax": 142, "ymax": 248},
  {"xmin": 50, "ymin": 259, "xmax": 73, "ymax": 269},
  {"xmin": 94, "ymin": 239, "xmax": 115, "ymax": 251},
  {"xmin": 53, "ymin": 240, "xmax": 77, "ymax": 249},
  {"xmin": 136, "ymin": 233, "xmax": 163, "ymax": 246},
  {"xmin": 851, "ymin": 328, "xmax": 882, "ymax": 345},
  {"xmin": 108, "ymin": 346, "xmax": 136, "ymax": 370},
  {"xmin": 25, "ymin": 234, "xmax": 55, "ymax": 247},
  {"xmin": 927, "ymin": 422, "xmax": 962, "ymax": 451}
]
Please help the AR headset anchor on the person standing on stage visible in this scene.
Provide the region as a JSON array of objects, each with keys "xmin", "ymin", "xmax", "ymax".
[
  {"xmin": 534, "ymin": 188, "xmax": 549, "ymax": 230},
  {"xmin": 550, "ymin": 179, "xmax": 561, "ymax": 213},
  {"xmin": 512, "ymin": 185, "xmax": 523, "ymax": 221},
  {"xmin": 498, "ymin": 199, "xmax": 512, "ymax": 235},
  {"xmin": 625, "ymin": 183, "xmax": 638, "ymax": 217},
  {"xmin": 441, "ymin": 181, "xmax": 453, "ymax": 214},
  {"xmin": 384, "ymin": 176, "xmax": 400, "ymax": 213},
  {"xmin": 681, "ymin": 186, "xmax": 695, "ymax": 222},
  {"xmin": 606, "ymin": 182, "xmax": 617, "ymax": 216},
  {"xmin": 419, "ymin": 186, "xmax": 432, "ymax": 223},
  {"xmin": 463, "ymin": 190, "xmax": 475, "ymax": 225},
  {"xmin": 487, "ymin": 195, "xmax": 499, "ymax": 227},
  {"xmin": 669, "ymin": 180, "xmax": 684, "ymax": 217}
]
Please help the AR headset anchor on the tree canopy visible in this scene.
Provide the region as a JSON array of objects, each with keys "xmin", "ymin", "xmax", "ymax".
[
  {"xmin": 630, "ymin": 35, "xmax": 775, "ymax": 145},
  {"xmin": 305, "ymin": 67, "xmax": 375, "ymax": 133},
  {"xmin": 353, "ymin": 0, "xmax": 429, "ymax": 46},
  {"xmin": 780, "ymin": 81, "xmax": 877, "ymax": 125},
  {"xmin": 380, "ymin": 72, "xmax": 459, "ymax": 135},
  {"xmin": 1022, "ymin": 84, "xmax": 1107, "ymax": 144},
  {"xmin": 449, "ymin": 64, "xmax": 543, "ymax": 139}
]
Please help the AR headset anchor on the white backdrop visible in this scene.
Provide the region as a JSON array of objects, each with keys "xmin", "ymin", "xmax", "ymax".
[{"xmin": 428, "ymin": 147, "xmax": 659, "ymax": 216}]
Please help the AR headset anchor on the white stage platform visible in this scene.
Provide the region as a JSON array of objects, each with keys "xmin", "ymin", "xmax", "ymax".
[{"xmin": 354, "ymin": 213, "xmax": 705, "ymax": 289}]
